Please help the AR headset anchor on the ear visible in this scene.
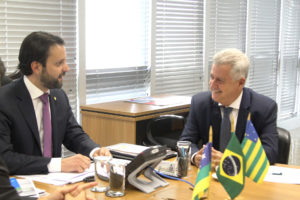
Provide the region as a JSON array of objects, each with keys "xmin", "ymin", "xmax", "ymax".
[
  {"xmin": 239, "ymin": 77, "xmax": 246, "ymax": 87},
  {"xmin": 30, "ymin": 61, "xmax": 42, "ymax": 74}
]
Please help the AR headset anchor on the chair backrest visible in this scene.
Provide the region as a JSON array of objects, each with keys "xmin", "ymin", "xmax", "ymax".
[
  {"xmin": 276, "ymin": 127, "xmax": 291, "ymax": 164},
  {"xmin": 143, "ymin": 115, "xmax": 185, "ymax": 150}
]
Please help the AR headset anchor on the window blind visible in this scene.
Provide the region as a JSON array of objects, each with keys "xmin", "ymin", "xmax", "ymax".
[
  {"xmin": 152, "ymin": 0, "xmax": 204, "ymax": 95},
  {"xmin": 84, "ymin": 0, "xmax": 150, "ymax": 104},
  {"xmin": 278, "ymin": 0, "xmax": 300, "ymax": 119},
  {"xmin": 206, "ymin": 0, "xmax": 247, "ymax": 78},
  {"xmin": 86, "ymin": 66, "xmax": 150, "ymax": 104},
  {"xmin": 0, "ymin": 0, "xmax": 78, "ymax": 116},
  {"xmin": 246, "ymin": 0, "xmax": 280, "ymax": 101}
]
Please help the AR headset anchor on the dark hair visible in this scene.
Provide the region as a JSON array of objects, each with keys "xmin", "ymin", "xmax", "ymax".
[
  {"xmin": 8, "ymin": 70, "xmax": 23, "ymax": 80},
  {"xmin": 0, "ymin": 57, "xmax": 5, "ymax": 77},
  {"xmin": 18, "ymin": 31, "xmax": 64, "ymax": 75},
  {"xmin": 0, "ymin": 57, "xmax": 5, "ymax": 86}
]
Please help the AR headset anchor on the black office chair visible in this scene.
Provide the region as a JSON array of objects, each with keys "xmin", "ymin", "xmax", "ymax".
[
  {"xmin": 276, "ymin": 127, "xmax": 291, "ymax": 164},
  {"xmin": 143, "ymin": 115, "xmax": 185, "ymax": 151}
]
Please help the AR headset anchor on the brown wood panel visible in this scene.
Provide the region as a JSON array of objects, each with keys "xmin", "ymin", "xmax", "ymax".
[
  {"xmin": 80, "ymin": 95, "xmax": 191, "ymax": 146},
  {"xmin": 81, "ymin": 112, "xmax": 136, "ymax": 147},
  {"xmin": 81, "ymin": 107, "xmax": 190, "ymax": 122},
  {"xmin": 80, "ymin": 95, "xmax": 191, "ymax": 117}
]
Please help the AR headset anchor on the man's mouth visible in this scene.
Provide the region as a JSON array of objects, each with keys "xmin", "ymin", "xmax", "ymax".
[
  {"xmin": 58, "ymin": 72, "xmax": 65, "ymax": 80},
  {"xmin": 212, "ymin": 90, "xmax": 221, "ymax": 94}
]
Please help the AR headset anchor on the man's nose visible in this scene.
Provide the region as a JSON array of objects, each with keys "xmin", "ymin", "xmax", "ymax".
[
  {"xmin": 63, "ymin": 63, "xmax": 70, "ymax": 72},
  {"xmin": 210, "ymin": 79, "xmax": 217, "ymax": 88}
]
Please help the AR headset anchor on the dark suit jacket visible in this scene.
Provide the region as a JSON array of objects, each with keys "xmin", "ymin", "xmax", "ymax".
[
  {"xmin": 1, "ymin": 75, "xmax": 12, "ymax": 86},
  {"xmin": 180, "ymin": 87, "xmax": 278, "ymax": 164},
  {"xmin": 0, "ymin": 77, "xmax": 100, "ymax": 175},
  {"xmin": 0, "ymin": 157, "xmax": 35, "ymax": 200}
]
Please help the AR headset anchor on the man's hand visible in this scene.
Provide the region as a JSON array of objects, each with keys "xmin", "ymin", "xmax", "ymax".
[
  {"xmin": 92, "ymin": 147, "xmax": 112, "ymax": 157},
  {"xmin": 211, "ymin": 147, "xmax": 223, "ymax": 171},
  {"xmin": 193, "ymin": 146, "xmax": 205, "ymax": 167},
  {"xmin": 61, "ymin": 154, "xmax": 91, "ymax": 173},
  {"xmin": 194, "ymin": 146, "xmax": 223, "ymax": 172},
  {"xmin": 39, "ymin": 182, "xmax": 97, "ymax": 200}
]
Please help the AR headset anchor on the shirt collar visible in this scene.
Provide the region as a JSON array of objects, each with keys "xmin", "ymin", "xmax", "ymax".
[
  {"xmin": 218, "ymin": 90, "xmax": 243, "ymax": 110},
  {"xmin": 24, "ymin": 75, "xmax": 50, "ymax": 100}
]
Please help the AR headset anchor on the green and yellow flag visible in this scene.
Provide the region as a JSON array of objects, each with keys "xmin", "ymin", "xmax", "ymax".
[
  {"xmin": 192, "ymin": 126, "xmax": 213, "ymax": 200},
  {"xmin": 217, "ymin": 117, "xmax": 245, "ymax": 199},
  {"xmin": 241, "ymin": 114, "xmax": 269, "ymax": 183}
]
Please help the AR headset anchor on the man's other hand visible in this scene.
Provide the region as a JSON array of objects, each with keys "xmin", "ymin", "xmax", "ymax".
[
  {"xmin": 194, "ymin": 146, "xmax": 223, "ymax": 172},
  {"xmin": 39, "ymin": 182, "xmax": 97, "ymax": 200},
  {"xmin": 61, "ymin": 154, "xmax": 91, "ymax": 173},
  {"xmin": 92, "ymin": 147, "xmax": 112, "ymax": 157}
]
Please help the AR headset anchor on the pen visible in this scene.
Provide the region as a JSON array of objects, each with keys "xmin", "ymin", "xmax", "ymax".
[
  {"xmin": 272, "ymin": 172, "xmax": 282, "ymax": 175},
  {"xmin": 83, "ymin": 175, "xmax": 95, "ymax": 182}
]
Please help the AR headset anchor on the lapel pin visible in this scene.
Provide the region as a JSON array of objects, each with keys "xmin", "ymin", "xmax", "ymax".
[{"xmin": 54, "ymin": 96, "xmax": 57, "ymax": 101}]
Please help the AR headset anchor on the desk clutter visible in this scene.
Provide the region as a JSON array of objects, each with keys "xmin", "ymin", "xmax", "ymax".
[
  {"xmin": 10, "ymin": 177, "xmax": 46, "ymax": 198},
  {"xmin": 16, "ymin": 144, "xmax": 174, "ymax": 196},
  {"xmin": 14, "ymin": 142, "xmax": 300, "ymax": 199},
  {"xmin": 18, "ymin": 165, "xmax": 95, "ymax": 186}
]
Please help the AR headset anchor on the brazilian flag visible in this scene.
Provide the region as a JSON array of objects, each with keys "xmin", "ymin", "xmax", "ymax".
[{"xmin": 217, "ymin": 132, "xmax": 245, "ymax": 199}]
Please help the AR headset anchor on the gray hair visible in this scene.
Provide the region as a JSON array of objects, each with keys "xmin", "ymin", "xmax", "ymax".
[{"xmin": 213, "ymin": 48, "xmax": 249, "ymax": 80}]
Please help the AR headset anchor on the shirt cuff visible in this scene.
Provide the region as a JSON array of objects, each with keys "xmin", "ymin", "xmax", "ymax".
[
  {"xmin": 48, "ymin": 158, "xmax": 62, "ymax": 172},
  {"xmin": 89, "ymin": 147, "xmax": 101, "ymax": 159},
  {"xmin": 191, "ymin": 152, "xmax": 197, "ymax": 165}
]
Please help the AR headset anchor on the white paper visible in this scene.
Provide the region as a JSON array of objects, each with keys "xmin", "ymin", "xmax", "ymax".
[
  {"xmin": 107, "ymin": 143, "xmax": 149, "ymax": 156},
  {"xmin": 263, "ymin": 165, "xmax": 300, "ymax": 184},
  {"xmin": 18, "ymin": 164, "xmax": 95, "ymax": 186},
  {"xmin": 17, "ymin": 178, "xmax": 40, "ymax": 197}
]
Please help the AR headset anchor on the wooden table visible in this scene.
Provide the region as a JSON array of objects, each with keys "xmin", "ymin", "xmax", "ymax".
[
  {"xmin": 80, "ymin": 95, "xmax": 191, "ymax": 146},
  {"xmin": 35, "ymin": 164, "xmax": 300, "ymax": 200}
]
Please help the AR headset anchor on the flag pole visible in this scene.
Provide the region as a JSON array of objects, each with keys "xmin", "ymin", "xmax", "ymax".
[
  {"xmin": 209, "ymin": 125, "xmax": 213, "ymax": 143},
  {"xmin": 207, "ymin": 126, "xmax": 213, "ymax": 200}
]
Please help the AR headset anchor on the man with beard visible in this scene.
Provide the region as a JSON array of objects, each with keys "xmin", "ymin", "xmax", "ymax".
[{"xmin": 0, "ymin": 32, "xmax": 111, "ymax": 175}]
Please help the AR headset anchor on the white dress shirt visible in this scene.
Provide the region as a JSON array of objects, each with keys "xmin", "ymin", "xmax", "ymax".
[
  {"xmin": 24, "ymin": 76, "xmax": 61, "ymax": 172},
  {"xmin": 219, "ymin": 90, "xmax": 243, "ymax": 131}
]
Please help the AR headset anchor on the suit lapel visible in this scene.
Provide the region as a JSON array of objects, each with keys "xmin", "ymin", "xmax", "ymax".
[
  {"xmin": 49, "ymin": 91, "xmax": 60, "ymax": 156},
  {"xmin": 211, "ymin": 100, "xmax": 222, "ymax": 149},
  {"xmin": 236, "ymin": 88, "xmax": 250, "ymax": 142},
  {"xmin": 15, "ymin": 78, "xmax": 41, "ymax": 149}
]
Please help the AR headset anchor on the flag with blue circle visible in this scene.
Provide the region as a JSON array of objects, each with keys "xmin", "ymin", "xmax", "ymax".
[{"xmin": 216, "ymin": 116, "xmax": 245, "ymax": 199}]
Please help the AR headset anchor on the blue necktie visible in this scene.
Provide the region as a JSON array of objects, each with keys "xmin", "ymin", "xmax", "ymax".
[{"xmin": 219, "ymin": 107, "xmax": 232, "ymax": 152}]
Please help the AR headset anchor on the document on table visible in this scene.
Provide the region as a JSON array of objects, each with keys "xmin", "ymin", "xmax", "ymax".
[
  {"xmin": 264, "ymin": 165, "xmax": 300, "ymax": 184},
  {"xmin": 18, "ymin": 164, "xmax": 95, "ymax": 186},
  {"xmin": 107, "ymin": 143, "xmax": 149, "ymax": 157},
  {"xmin": 125, "ymin": 96, "xmax": 191, "ymax": 106}
]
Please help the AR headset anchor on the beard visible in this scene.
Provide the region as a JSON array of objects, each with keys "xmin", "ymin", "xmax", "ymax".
[{"xmin": 40, "ymin": 67, "xmax": 64, "ymax": 89}]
